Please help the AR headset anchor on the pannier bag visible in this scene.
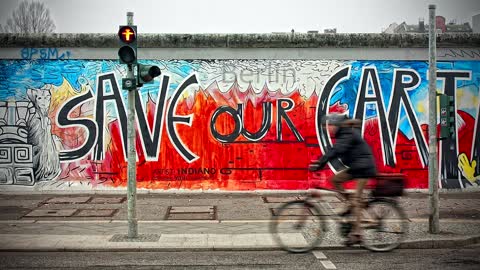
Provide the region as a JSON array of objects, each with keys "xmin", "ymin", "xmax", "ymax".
[{"xmin": 372, "ymin": 174, "xmax": 405, "ymax": 197}]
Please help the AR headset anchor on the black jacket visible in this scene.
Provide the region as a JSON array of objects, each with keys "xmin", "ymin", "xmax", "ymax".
[{"xmin": 321, "ymin": 126, "xmax": 377, "ymax": 174}]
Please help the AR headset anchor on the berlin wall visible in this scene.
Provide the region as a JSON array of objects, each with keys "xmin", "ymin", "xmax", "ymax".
[{"xmin": 0, "ymin": 33, "xmax": 479, "ymax": 191}]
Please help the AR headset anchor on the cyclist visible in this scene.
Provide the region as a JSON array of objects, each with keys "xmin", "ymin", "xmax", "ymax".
[{"xmin": 309, "ymin": 114, "xmax": 377, "ymax": 246}]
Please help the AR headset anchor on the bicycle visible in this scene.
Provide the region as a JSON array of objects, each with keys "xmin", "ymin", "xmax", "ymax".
[{"xmin": 269, "ymin": 172, "xmax": 409, "ymax": 253}]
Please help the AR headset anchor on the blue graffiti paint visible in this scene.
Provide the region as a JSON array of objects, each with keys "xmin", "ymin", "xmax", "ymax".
[
  {"xmin": 20, "ymin": 48, "xmax": 71, "ymax": 60},
  {"xmin": 338, "ymin": 60, "xmax": 430, "ymax": 139},
  {"xmin": 0, "ymin": 59, "xmax": 203, "ymax": 102}
]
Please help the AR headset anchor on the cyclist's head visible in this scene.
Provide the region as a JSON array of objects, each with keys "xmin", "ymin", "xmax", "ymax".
[
  {"xmin": 322, "ymin": 114, "xmax": 349, "ymax": 127},
  {"xmin": 322, "ymin": 114, "xmax": 361, "ymax": 130}
]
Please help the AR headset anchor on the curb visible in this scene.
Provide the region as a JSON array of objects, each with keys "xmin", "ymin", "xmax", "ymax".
[
  {"xmin": 399, "ymin": 235, "xmax": 480, "ymax": 249},
  {"xmin": 1, "ymin": 235, "xmax": 479, "ymax": 252}
]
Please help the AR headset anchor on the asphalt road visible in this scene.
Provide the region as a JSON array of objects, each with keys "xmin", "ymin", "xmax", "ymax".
[{"xmin": 0, "ymin": 246, "xmax": 479, "ymax": 269}]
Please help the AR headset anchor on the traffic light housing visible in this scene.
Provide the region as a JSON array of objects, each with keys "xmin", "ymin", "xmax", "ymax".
[
  {"xmin": 137, "ymin": 64, "xmax": 161, "ymax": 86},
  {"xmin": 118, "ymin": 25, "xmax": 137, "ymax": 64},
  {"xmin": 439, "ymin": 94, "xmax": 455, "ymax": 139}
]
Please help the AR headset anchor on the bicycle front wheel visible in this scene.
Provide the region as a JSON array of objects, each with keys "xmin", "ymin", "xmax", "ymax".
[
  {"xmin": 269, "ymin": 200, "xmax": 326, "ymax": 253},
  {"xmin": 361, "ymin": 198, "xmax": 408, "ymax": 252}
]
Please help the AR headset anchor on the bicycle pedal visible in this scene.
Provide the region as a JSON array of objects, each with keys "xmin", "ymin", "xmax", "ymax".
[
  {"xmin": 294, "ymin": 223, "xmax": 304, "ymax": 230},
  {"xmin": 339, "ymin": 209, "xmax": 351, "ymax": 217},
  {"xmin": 343, "ymin": 236, "xmax": 363, "ymax": 247}
]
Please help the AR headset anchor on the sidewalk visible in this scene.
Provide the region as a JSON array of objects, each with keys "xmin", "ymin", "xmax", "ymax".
[{"xmin": 0, "ymin": 191, "xmax": 479, "ymax": 251}]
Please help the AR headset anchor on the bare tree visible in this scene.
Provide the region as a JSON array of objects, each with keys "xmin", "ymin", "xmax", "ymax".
[{"xmin": 3, "ymin": 1, "xmax": 55, "ymax": 33}]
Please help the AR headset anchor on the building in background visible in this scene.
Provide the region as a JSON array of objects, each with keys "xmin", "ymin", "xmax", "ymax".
[
  {"xmin": 323, "ymin": 28, "xmax": 337, "ymax": 34},
  {"xmin": 383, "ymin": 16, "xmax": 472, "ymax": 33},
  {"xmin": 274, "ymin": 28, "xmax": 337, "ymax": 35},
  {"xmin": 382, "ymin": 23, "xmax": 399, "ymax": 34},
  {"xmin": 473, "ymin": 13, "xmax": 480, "ymax": 33}
]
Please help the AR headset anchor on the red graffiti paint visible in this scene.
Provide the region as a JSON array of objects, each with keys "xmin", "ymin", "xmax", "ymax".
[
  {"xmin": 64, "ymin": 83, "xmax": 474, "ymax": 190},
  {"xmin": 52, "ymin": 78, "xmax": 474, "ymax": 190}
]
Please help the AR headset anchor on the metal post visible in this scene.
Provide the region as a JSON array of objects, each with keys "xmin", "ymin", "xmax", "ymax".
[
  {"xmin": 428, "ymin": 4, "xmax": 439, "ymax": 234},
  {"xmin": 126, "ymin": 11, "xmax": 138, "ymax": 238}
]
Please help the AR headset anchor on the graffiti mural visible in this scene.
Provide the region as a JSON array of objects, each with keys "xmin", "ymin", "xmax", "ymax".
[
  {"xmin": 26, "ymin": 85, "xmax": 61, "ymax": 181},
  {"xmin": 0, "ymin": 59, "xmax": 478, "ymax": 190}
]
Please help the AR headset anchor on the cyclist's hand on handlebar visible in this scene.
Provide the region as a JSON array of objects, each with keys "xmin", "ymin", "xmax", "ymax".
[
  {"xmin": 309, "ymin": 159, "xmax": 327, "ymax": 172},
  {"xmin": 309, "ymin": 163, "xmax": 320, "ymax": 172}
]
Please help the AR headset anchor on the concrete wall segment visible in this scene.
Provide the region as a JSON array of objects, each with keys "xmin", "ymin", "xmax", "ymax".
[{"xmin": 1, "ymin": 33, "xmax": 479, "ymax": 49}]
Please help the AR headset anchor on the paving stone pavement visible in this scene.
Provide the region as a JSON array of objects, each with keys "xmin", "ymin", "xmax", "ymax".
[{"xmin": 0, "ymin": 191, "xmax": 479, "ymax": 251}]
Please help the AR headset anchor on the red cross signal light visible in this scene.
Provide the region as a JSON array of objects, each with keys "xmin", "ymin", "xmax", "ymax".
[
  {"xmin": 118, "ymin": 25, "xmax": 137, "ymax": 64},
  {"xmin": 118, "ymin": 26, "xmax": 136, "ymax": 43}
]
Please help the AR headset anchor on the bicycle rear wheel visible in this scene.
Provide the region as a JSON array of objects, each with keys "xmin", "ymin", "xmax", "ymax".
[
  {"xmin": 361, "ymin": 198, "xmax": 408, "ymax": 252},
  {"xmin": 269, "ymin": 200, "xmax": 326, "ymax": 253}
]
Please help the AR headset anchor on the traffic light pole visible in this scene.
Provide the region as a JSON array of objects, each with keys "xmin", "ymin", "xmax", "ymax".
[
  {"xmin": 428, "ymin": 4, "xmax": 439, "ymax": 234},
  {"xmin": 126, "ymin": 11, "xmax": 138, "ymax": 239}
]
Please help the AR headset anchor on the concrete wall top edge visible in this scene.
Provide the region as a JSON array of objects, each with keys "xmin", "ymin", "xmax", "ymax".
[{"xmin": 1, "ymin": 33, "xmax": 479, "ymax": 48}]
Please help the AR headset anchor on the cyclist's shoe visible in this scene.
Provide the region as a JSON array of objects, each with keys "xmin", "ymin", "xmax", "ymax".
[
  {"xmin": 344, "ymin": 234, "xmax": 363, "ymax": 247},
  {"xmin": 335, "ymin": 191, "xmax": 350, "ymax": 202},
  {"xmin": 339, "ymin": 208, "xmax": 352, "ymax": 217},
  {"xmin": 311, "ymin": 189, "xmax": 323, "ymax": 198}
]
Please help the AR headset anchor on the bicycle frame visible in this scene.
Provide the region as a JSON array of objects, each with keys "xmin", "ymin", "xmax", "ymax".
[
  {"xmin": 304, "ymin": 187, "xmax": 401, "ymax": 231},
  {"xmin": 270, "ymin": 169, "xmax": 408, "ymax": 252}
]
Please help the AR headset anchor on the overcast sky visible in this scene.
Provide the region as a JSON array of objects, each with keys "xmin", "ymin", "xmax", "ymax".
[{"xmin": 0, "ymin": 0, "xmax": 479, "ymax": 33}]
